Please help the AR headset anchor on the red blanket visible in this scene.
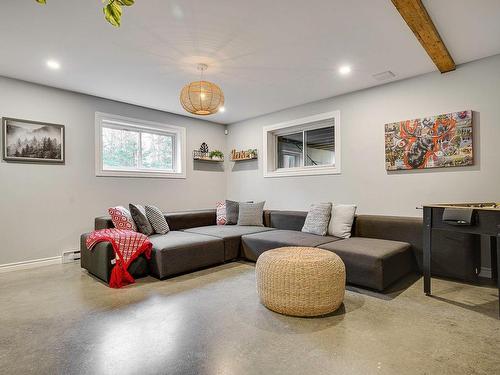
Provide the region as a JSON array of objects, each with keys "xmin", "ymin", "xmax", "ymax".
[{"xmin": 86, "ymin": 229, "xmax": 152, "ymax": 288}]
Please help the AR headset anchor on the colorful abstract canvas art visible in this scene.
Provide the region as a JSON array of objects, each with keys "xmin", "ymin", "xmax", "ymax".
[{"xmin": 385, "ymin": 110, "xmax": 473, "ymax": 171}]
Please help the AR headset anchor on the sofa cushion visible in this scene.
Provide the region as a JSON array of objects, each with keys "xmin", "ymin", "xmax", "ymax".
[
  {"xmin": 183, "ymin": 225, "xmax": 275, "ymax": 260},
  {"xmin": 318, "ymin": 237, "xmax": 414, "ymax": 291},
  {"xmin": 148, "ymin": 231, "xmax": 224, "ymax": 279},
  {"xmin": 241, "ymin": 229, "xmax": 342, "ymax": 261}
]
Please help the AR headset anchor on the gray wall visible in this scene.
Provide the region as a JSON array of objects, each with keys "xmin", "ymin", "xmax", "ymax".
[
  {"xmin": 0, "ymin": 77, "xmax": 226, "ymax": 265},
  {"xmin": 225, "ymin": 54, "xmax": 500, "ymax": 218}
]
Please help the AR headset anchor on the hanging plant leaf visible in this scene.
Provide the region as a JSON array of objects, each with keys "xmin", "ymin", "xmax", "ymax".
[
  {"xmin": 103, "ymin": 1, "xmax": 123, "ymax": 27},
  {"xmin": 117, "ymin": 0, "xmax": 135, "ymax": 6},
  {"xmin": 34, "ymin": 0, "xmax": 135, "ymax": 27}
]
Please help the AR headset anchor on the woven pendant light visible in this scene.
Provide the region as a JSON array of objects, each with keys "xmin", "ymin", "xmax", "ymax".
[{"xmin": 180, "ymin": 64, "xmax": 225, "ymax": 115}]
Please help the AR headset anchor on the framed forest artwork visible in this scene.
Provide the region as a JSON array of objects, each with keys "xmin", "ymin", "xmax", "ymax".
[
  {"xmin": 2, "ymin": 117, "xmax": 65, "ymax": 164},
  {"xmin": 385, "ymin": 110, "xmax": 473, "ymax": 171}
]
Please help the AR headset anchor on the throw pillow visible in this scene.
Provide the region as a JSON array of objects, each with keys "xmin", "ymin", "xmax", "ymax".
[
  {"xmin": 108, "ymin": 206, "xmax": 137, "ymax": 231},
  {"xmin": 129, "ymin": 204, "xmax": 155, "ymax": 236},
  {"xmin": 237, "ymin": 201, "xmax": 265, "ymax": 226},
  {"xmin": 225, "ymin": 200, "xmax": 253, "ymax": 225},
  {"xmin": 301, "ymin": 203, "xmax": 332, "ymax": 236},
  {"xmin": 216, "ymin": 201, "xmax": 227, "ymax": 225},
  {"xmin": 328, "ymin": 204, "xmax": 357, "ymax": 238},
  {"xmin": 225, "ymin": 200, "xmax": 240, "ymax": 225},
  {"xmin": 145, "ymin": 205, "xmax": 170, "ymax": 234}
]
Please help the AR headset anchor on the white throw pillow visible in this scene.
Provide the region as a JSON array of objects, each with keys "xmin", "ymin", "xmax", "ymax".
[{"xmin": 328, "ymin": 204, "xmax": 357, "ymax": 238}]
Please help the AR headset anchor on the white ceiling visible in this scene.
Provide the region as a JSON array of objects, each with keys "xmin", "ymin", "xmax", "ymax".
[{"xmin": 1, "ymin": 0, "xmax": 499, "ymax": 124}]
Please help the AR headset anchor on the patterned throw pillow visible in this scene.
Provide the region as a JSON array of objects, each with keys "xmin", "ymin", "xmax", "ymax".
[
  {"xmin": 237, "ymin": 201, "xmax": 265, "ymax": 226},
  {"xmin": 301, "ymin": 203, "xmax": 332, "ymax": 236},
  {"xmin": 108, "ymin": 206, "xmax": 137, "ymax": 231},
  {"xmin": 216, "ymin": 201, "xmax": 227, "ymax": 225},
  {"xmin": 129, "ymin": 204, "xmax": 155, "ymax": 236},
  {"xmin": 145, "ymin": 205, "xmax": 170, "ymax": 234}
]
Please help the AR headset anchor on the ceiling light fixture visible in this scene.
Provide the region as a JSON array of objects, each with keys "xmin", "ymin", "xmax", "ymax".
[
  {"xmin": 180, "ymin": 64, "xmax": 224, "ymax": 116},
  {"xmin": 46, "ymin": 59, "xmax": 61, "ymax": 70},
  {"xmin": 218, "ymin": 106, "xmax": 226, "ymax": 113},
  {"xmin": 339, "ymin": 65, "xmax": 351, "ymax": 75}
]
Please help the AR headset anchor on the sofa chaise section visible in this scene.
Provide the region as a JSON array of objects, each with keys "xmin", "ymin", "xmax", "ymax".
[
  {"xmin": 148, "ymin": 231, "xmax": 224, "ymax": 279},
  {"xmin": 183, "ymin": 225, "xmax": 275, "ymax": 261},
  {"xmin": 318, "ymin": 237, "xmax": 414, "ymax": 291}
]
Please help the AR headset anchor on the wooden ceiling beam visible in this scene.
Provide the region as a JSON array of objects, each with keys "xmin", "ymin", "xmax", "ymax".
[{"xmin": 391, "ymin": 0, "xmax": 455, "ymax": 73}]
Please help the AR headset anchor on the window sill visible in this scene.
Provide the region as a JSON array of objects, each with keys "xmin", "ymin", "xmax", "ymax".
[
  {"xmin": 96, "ymin": 170, "xmax": 186, "ymax": 179},
  {"xmin": 264, "ymin": 166, "xmax": 341, "ymax": 178}
]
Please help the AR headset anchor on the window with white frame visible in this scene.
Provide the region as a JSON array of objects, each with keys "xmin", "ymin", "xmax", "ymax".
[
  {"xmin": 263, "ymin": 111, "xmax": 340, "ymax": 177},
  {"xmin": 95, "ymin": 112, "xmax": 186, "ymax": 178}
]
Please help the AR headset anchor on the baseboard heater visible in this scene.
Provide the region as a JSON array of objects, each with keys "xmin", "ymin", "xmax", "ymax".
[{"xmin": 62, "ymin": 250, "xmax": 81, "ymax": 264}]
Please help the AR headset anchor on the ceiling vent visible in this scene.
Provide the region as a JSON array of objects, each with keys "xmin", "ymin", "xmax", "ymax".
[{"xmin": 372, "ymin": 71, "xmax": 396, "ymax": 82}]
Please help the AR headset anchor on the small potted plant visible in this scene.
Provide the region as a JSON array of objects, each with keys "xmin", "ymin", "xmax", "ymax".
[
  {"xmin": 248, "ymin": 149, "xmax": 258, "ymax": 159},
  {"xmin": 209, "ymin": 150, "xmax": 224, "ymax": 161}
]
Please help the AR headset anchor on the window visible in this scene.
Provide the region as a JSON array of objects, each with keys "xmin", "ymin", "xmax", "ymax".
[
  {"xmin": 263, "ymin": 111, "xmax": 340, "ymax": 177},
  {"xmin": 95, "ymin": 113, "xmax": 186, "ymax": 178}
]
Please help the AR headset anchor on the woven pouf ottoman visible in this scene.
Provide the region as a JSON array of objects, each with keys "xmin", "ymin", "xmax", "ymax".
[{"xmin": 256, "ymin": 247, "xmax": 346, "ymax": 317}]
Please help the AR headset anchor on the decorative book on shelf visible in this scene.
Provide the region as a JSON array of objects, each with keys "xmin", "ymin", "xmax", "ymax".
[{"xmin": 231, "ymin": 149, "xmax": 257, "ymax": 161}]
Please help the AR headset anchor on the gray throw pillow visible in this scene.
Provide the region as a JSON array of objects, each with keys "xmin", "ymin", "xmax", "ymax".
[
  {"xmin": 301, "ymin": 202, "xmax": 332, "ymax": 236},
  {"xmin": 225, "ymin": 200, "xmax": 254, "ymax": 225},
  {"xmin": 238, "ymin": 201, "xmax": 265, "ymax": 226},
  {"xmin": 145, "ymin": 205, "xmax": 170, "ymax": 235},
  {"xmin": 129, "ymin": 204, "xmax": 155, "ymax": 236},
  {"xmin": 225, "ymin": 200, "xmax": 240, "ymax": 225}
]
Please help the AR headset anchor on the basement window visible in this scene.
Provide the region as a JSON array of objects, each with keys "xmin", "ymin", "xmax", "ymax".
[
  {"xmin": 95, "ymin": 112, "xmax": 186, "ymax": 178},
  {"xmin": 263, "ymin": 111, "xmax": 341, "ymax": 177}
]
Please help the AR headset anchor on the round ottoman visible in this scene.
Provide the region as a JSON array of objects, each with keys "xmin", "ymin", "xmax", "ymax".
[{"xmin": 256, "ymin": 247, "xmax": 346, "ymax": 317}]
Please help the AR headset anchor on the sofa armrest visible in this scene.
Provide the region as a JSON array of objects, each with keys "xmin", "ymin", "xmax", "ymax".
[{"xmin": 80, "ymin": 233, "xmax": 115, "ymax": 282}]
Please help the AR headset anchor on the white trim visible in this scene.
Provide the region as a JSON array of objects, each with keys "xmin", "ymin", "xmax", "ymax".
[
  {"xmin": 0, "ymin": 256, "xmax": 62, "ymax": 273},
  {"xmin": 95, "ymin": 112, "xmax": 187, "ymax": 179},
  {"xmin": 263, "ymin": 110, "xmax": 341, "ymax": 178}
]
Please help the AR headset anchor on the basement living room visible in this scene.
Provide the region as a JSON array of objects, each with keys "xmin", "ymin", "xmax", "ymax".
[{"xmin": 0, "ymin": 1, "xmax": 499, "ymax": 374}]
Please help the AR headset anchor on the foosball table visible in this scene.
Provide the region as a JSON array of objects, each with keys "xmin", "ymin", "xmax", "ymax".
[{"xmin": 422, "ymin": 202, "xmax": 500, "ymax": 318}]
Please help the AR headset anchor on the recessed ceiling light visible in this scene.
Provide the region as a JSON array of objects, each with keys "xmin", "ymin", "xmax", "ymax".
[
  {"xmin": 339, "ymin": 65, "xmax": 351, "ymax": 75},
  {"xmin": 46, "ymin": 60, "xmax": 61, "ymax": 70},
  {"xmin": 218, "ymin": 106, "xmax": 226, "ymax": 113}
]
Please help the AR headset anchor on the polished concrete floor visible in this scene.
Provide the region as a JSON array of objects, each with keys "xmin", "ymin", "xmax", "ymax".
[{"xmin": 0, "ymin": 262, "xmax": 499, "ymax": 375}]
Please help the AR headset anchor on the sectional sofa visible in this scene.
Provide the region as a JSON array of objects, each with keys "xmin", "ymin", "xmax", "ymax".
[{"xmin": 81, "ymin": 209, "xmax": 479, "ymax": 291}]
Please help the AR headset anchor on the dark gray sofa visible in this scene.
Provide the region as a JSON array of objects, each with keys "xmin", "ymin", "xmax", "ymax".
[{"xmin": 81, "ymin": 208, "xmax": 479, "ymax": 291}]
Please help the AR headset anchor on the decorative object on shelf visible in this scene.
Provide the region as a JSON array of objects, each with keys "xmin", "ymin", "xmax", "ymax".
[
  {"xmin": 2, "ymin": 117, "xmax": 65, "ymax": 164},
  {"xmin": 199, "ymin": 142, "xmax": 209, "ymax": 153},
  {"xmin": 230, "ymin": 148, "xmax": 258, "ymax": 161},
  {"xmin": 35, "ymin": 0, "xmax": 135, "ymax": 27},
  {"xmin": 209, "ymin": 150, "xmax": 224, "ymax": 161},
  {"xmin": 180, "ymin": 64, "xmax": 225, "ymax": 116},
  {"xmin": 193, "ymin": 144, "xmax": 224, "ymax": 162},
  {"xmin": 385, "ymin": 110, "xmax": 473, "ymax": 171}
]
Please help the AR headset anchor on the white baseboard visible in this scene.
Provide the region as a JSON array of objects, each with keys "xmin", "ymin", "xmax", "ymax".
[
  {"xmin": 479, "ymin": 267, "xmax": 492, "ymax": 278},
  {"xmin": 0, "ymin": 256, "xmax": 62, "ymax": 273}
]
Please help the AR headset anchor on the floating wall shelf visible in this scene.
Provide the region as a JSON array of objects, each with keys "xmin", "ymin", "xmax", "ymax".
[{"xmin": 230, "ymin": 149, "xmax": 257, "ymax": 162}]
